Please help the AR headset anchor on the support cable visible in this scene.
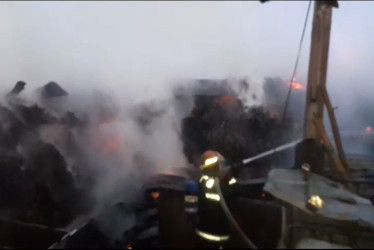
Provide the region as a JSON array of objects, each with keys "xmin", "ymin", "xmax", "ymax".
[{"xmin": 281, "ymin": 0, "xmax": 312, "ymax": 122}]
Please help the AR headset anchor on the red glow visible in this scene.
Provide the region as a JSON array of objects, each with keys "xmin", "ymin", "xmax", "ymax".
[
  {"xmin": 289, "ymin": 82, "xmax": 304, "ymax": 90},
  {"xmin": 151, "ymin": 192, "xmax": 160, "ymax": 200},
  {"xmin": 160, "ymin": 170, "xmax": 178, "ymax": 176},
  {"xmin": 288, "ymin": 78, "xmax": 304, "ymax": 91},
  {"xmin": 101, "ymin": 135, "xmax": 122, "ymax": 153},
  {"xmin": 215, "ymin": 96, "xmax": 239, "ymax": 110},
  {"xmin": 367, "ymin": 127, "xmax": 372, "ymax": 132},
  {"xmin": 91, "ymin": 119, "xmax": 123, "ymax": 154}
]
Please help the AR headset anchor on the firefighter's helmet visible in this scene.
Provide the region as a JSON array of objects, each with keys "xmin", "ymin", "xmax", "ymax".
[{"xmin": 200, "ymin": 150, "xmax": 224, "ymax": 177}]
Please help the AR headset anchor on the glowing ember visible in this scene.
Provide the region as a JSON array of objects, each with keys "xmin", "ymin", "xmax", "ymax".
[
  {"xmin": 215, "ymin": 95, "xmax": 239, "ymax": 110},
  {"xmin": 150, "ymin": 191, "xmax": 160, "ymax": 200},
  {"xmin": 367, "ymin": 127, "xmax": 372, "ymax": 132}
]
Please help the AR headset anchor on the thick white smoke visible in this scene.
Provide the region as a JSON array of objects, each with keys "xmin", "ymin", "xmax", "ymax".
[{"xmin": 28, "ymin": 84, "xmax": 189, "ymax": 213}]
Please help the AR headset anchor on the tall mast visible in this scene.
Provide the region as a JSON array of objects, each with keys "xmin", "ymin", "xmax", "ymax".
[
  {"xmin": 299, "ymin": 1, "xmax": 351, "ymax": 183},
  {"xmin": 303, "ymin": 1, "xmax": 335, "ymax": 139}
]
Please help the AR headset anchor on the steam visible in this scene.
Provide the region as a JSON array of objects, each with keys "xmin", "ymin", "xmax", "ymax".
[
  {"xmin": 1, "ymin": 74, "xmax": 267, "ymax": 220},
  {"xmin": 33, "ymin": 86, "xmax": 189, "ymax": 212}
]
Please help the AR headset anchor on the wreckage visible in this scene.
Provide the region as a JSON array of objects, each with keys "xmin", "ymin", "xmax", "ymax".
[
  {"xmin": 0, "ymin": 79, "xmax": 295, "ymax": 248},
  {"xmin": 176, "ymin": 78, "xmax": 297, "ymax": 170},
  {"xmin": 0, "ymin": 83, "xmax": 85, "ymax": 248}
]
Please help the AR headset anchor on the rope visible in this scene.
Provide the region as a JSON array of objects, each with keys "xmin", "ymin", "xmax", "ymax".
[
  {"xmin": 281, "ymin": 0, "xmax": 312, "ymax": 122},
  {"xmin": 215, "ymin": 177, "xmax": 258, "ymax": 249}
]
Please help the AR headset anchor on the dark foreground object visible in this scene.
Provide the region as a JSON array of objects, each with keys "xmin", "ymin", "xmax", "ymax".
[
  {"xmin": 47, "ymin": 174, "xmax": 282, "ymax": 249},
  {"xmin": 0, "ymin": 217, "xmax": 67, "ymax": 249}
]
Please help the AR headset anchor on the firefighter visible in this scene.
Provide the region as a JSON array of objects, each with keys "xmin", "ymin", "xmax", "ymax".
[{"xmin": 195, "ymin": 150, "xmax": 231, "ymax": 248}]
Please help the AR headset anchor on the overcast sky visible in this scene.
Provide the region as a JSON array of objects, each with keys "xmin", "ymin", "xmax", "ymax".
[{"xmin": 0, "ymin": 1, "xmax": 373, "ymax": 121}]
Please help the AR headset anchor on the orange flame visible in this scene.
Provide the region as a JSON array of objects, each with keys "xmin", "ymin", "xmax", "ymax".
[{"xmin": 289, "ymin": 82, "xmax": 304, "ymax": 90}]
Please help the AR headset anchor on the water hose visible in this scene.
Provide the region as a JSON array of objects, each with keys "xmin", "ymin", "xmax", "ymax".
[{"xmin": 215, "ymin": 177, "xmax": 258, "ymax": 249}]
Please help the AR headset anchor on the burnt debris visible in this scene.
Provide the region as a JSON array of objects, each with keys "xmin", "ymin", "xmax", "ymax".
[
  {"xmin": 177, "ymin": 78, "xmax": 298, "ymax": 168},
  {"xmin": 0, "ymin": 77, "xmax": 302, "ymax": 248},
  {"xmin": 0, "ymin": 81, "xmax": 92, "ymax": 230},
  {"xmin": 7, "ymin": 81, "xmax": 26, "ymax": 96},
  {"xmin": 38, "ymin": 81, "xmax": 69, "ymax": 99},
  {"xmin": 22, "ymin": 142, "xmax": 83, "ymax": 227}
]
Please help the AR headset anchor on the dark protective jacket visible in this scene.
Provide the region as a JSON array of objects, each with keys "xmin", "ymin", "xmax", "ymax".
[{"xmin": 196, "ymin": 162, "xmax": 230, "ymax": 242}]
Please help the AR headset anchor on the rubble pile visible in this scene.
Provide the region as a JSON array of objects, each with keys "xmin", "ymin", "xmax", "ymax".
[
  {"xmin": 0, "ymin": 82, "xmax": 93, "ymax": 228},
  {"xmin": 0, "ymin": 77, "xmax": 303, "ymax": 236},
  {"xmin": 0, "ymin": 79, "xmax": 184, "ymax": 232}
]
